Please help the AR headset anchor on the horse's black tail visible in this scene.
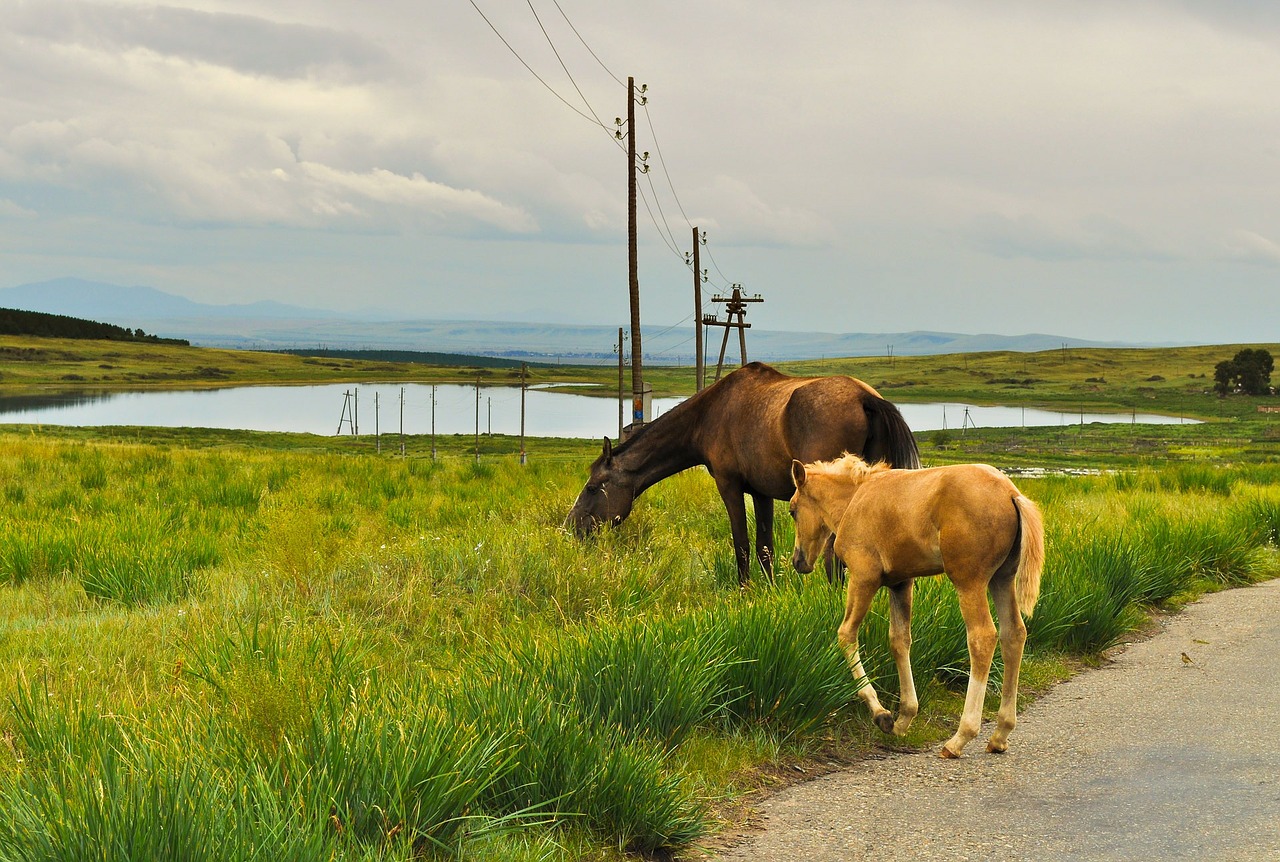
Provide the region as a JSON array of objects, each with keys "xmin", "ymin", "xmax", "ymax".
[{"xmin": 863, "ymin": 395, "xmax": 921, "ymax": 469}]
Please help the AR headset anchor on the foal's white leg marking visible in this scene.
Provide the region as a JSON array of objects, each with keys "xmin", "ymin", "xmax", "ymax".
[
  {"xmin": 987, "ymin": 575, "xmax": 1028, "ymax": 753},
  {"xmin": 887, "ymin": 582, "xmax": 918, "ymax": 736},
  {"xmin": 839, "ymin": 574, "xmax": 894, "ymax": 732},
  {"xmin": 941, "ymin": 587, "xmax": 999, "ymax": 758}
]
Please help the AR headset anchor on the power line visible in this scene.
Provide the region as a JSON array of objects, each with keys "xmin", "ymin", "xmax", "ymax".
[
  {"xmin": 642, "ymin": 155, "xmax": 682, "ymax": 255},
  {"xmin": 551, "ymin": 0, "xmax": 626, "ymax": 88},
  {"xmin": 468, "ymin": 0, "xmax": 742, "ymax": 292},
  {"xmin": 526, "ymin": 0, "xmax": 614, "ymax": 138},
  {"xmin": 466, "ymin": 0, "xmax": 605, "ymax": 130},
  {"xmin": 635, "ymin": 177, "xmax": 682, "ymax": 258},
  {"xmin": 642, "ymin": 102, "xmax": 694, "ymax": 228}
]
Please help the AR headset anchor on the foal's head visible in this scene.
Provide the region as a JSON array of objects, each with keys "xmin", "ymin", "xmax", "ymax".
[{"xmin": 788, "ymin": 454, "xmax": 884, "ymax": 573}]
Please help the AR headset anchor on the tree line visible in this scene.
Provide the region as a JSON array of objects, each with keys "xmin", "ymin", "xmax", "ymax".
[{"xmin": 0, "ymin": 308, "xmax": 188, "ymax": 345}]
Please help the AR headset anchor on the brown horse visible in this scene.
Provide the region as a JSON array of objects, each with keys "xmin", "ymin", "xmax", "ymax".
[
  {"xmin": 789, "ymin": 453, "xmax": 1044, "ymax": 757},
  {"xmin": 567, "ymin": 362, "xmax": 920, "ymax": 585}
]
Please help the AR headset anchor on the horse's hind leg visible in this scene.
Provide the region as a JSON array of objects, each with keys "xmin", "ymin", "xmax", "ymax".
[
  {"xmin": 941, "ymin": 581, "xmax": 999, "ymax": 759},
  {"xmin": 838, "ymin": 568, "xmax": 893, "ymax": 733},
  {"xmin": 986, "ymin": 568, "xmax": 1027, "ymax": 753},
  {"xmin": 823, "ymin": 535, "xmax": 845, "ymax": 584},
  {"xmin": 887, "ymin": 581, "xmax": 918, "ymax": 736}
]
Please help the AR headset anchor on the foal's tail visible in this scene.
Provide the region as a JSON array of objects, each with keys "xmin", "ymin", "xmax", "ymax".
[{"xmin": 1012, "ymin": 495, "xmax": 1045, "ymax": 619}]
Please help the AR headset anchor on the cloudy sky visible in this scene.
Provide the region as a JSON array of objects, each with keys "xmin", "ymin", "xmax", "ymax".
[{"xmin": 2, "ymin": 0, "xmax": 1277, "ymax": 346}]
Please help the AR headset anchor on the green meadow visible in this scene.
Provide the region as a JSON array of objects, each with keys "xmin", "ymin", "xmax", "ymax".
[{"xmin": 0, "ymin": 337, "xmax": 1277, "ymax": 860}]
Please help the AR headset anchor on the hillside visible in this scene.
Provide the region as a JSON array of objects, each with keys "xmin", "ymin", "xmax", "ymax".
[{"xmin": 0, "ymin": 307, "xmax": 188, "ymax": 345}]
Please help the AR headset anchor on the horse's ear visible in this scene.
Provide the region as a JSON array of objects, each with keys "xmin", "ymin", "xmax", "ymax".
[
  {"xmin": 601, "ymin": 436, "xmax": 613, "ymax": 464},
  {"xmin": 791, "ymin": 460, "xmax": 807, "ymax": 489}
]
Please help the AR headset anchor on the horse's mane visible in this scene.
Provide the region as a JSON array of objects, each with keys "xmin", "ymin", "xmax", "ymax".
[{"xmin": 805, "ymin": 452, "xmax": 891, "ymax": 480}]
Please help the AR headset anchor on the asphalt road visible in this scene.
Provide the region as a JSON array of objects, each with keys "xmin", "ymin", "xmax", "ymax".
[{"xmin": 711, "ymin": 578, "xmax": 1280, "ymax": 862}]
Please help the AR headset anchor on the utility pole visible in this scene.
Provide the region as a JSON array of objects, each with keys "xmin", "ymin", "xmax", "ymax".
[
  {"xmin": 616, "ymin": 327, "xmax": 625, "ymax": 440},
  {"xmin": 686, "ymin": 227, "xmax": 707, "ymax": 391},
  {"xmin": 616, "ymin": 77, "xmax": 649, "ymax": 432},
  {"xmin": 704, "ymin": 284, "xmax": 764, "ymax": 382}
]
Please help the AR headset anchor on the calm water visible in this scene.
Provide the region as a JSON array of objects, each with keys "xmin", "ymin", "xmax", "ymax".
[{"xmin": 0, "ymin": 383, "xmax": 1193, "ymax": 438}]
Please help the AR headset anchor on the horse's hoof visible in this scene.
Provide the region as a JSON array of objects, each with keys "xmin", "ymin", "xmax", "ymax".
[
  {"xmin": 939, "ymin": 745, "xmax": 962, "ymax": 759},
  {"xmin": 986, "ymin": 740, "xmax": 1008, "ymax": 754},
  {"xmin": 874, "ymin": 712, "xmax": 895, "ymax": 734}
]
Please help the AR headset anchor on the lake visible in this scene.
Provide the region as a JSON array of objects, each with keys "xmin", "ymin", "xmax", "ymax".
[{"xmin": 0, "ymin": 383, "xmax": 1193, "ymax": 438}]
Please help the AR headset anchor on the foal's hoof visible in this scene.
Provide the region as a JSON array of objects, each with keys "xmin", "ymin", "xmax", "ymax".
[
  {"xmin": 938, "ymin": 745, "xmax": 962, "ymax": 759},
  {"xmin": 986, "ymin": 739, "xmax": 1008, "ymax": 754},
  {"xmin": 873, "ymin": 712, "xmax": 895, "ymax": 734}
]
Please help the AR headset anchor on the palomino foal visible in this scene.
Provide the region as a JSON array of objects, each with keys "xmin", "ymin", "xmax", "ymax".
[{"xmin": 789, "ymin": 454, "xmax": 1044, "ymax": 758}]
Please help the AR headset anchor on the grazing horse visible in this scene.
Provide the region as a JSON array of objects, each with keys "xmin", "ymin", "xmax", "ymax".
[
  {"xmin": 789, "ymin": 454, "xmax": 1044, "ymax": 758},
  {"xmin": 567, "ymin": 362, "xmax": 919, "ymax": 585}
]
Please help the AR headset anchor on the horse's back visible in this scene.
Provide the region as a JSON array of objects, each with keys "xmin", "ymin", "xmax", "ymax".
[
  {"xmin": 780, "ymin": 374, "xmax": 882, "ymax": 462},
  {"xmin": 842, "ymin": 464, "xmax": 1024, "ymax": 574},
  {"xmin": 697, "ymin": 363, "xmax": 908, "ymax": 499}
]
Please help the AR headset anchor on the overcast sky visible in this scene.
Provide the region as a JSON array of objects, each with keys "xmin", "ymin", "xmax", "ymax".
[{"xmin": 2, "ymin": 0, "xmax": 1277, "ymax": 346}]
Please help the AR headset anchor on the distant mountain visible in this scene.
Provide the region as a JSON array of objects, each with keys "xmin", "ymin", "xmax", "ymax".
[
  {"xmin": 0, "ymin": 278, "xmax": 339, "ymax": 326},
  {"xmin": 0, "ymin": 277, "xmax": 1137, "ymax": 362}
]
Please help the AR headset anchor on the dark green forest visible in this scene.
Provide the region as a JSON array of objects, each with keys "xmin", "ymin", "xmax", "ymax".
[{"xmin": 0, "ymin": 308, "xmax": 188, "ymax": 345}]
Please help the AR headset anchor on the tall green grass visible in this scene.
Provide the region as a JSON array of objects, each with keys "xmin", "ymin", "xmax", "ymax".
[{"xmin": 0, "ymin": 432, "xmax": 1276, "ymax": 859}]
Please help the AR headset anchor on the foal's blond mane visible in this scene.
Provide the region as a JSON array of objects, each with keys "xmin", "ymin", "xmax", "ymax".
[{"xmin": 805, "ymin": 452, "xmax": 891, "ymax": 481}]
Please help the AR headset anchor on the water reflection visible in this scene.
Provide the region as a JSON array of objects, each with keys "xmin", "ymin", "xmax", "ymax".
[{"xmin": 0, "ymin": 383, "xmax": 1193, "ymax": 438}]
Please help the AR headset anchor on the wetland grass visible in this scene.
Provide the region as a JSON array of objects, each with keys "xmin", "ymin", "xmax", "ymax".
[{"xmin": 0, "ymin": 429, "xmax": 1275, "ymax": 859}]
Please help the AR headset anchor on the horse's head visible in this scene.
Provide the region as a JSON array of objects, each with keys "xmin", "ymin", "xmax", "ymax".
[
  {"xmin": 788, "ymin": 459, "xmax": 833, "ymax": 574},
  {"xmin": 567, "ymin": 437, "xmax": 638, "ymax": 538}
]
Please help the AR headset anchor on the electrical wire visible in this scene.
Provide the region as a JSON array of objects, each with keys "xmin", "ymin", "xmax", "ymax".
[
  {"xmin": 642, "ymin": 102, "xmax": 694, "ymax": 228},
  {"xmin": 466, "ymin": 0, "xmax": 606, "ymax": 130},
  {"xmin": 468, "ymin": 0, "xmax": 745, "ymax": 297},
  {"xmin": 552, "ymin": 0, "xmax": 626, "ymax": 88},
  {"xmin": 526, "ymin": 0, "xmax": 615, "ymax": 140}
]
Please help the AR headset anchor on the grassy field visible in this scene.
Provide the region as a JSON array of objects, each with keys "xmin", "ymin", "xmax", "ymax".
[{"xmin": 0, "ymin": 337, "xmax": 1278, "ymax": 860}]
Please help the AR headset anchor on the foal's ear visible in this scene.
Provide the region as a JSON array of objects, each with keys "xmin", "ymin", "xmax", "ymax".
[
  {"xmin": 601, "ymin": 436, "xmax": 613, "ymax": 464},
  {"xmin": 790, "ymin": 460, "xmax": 807, "ymax": 489}
]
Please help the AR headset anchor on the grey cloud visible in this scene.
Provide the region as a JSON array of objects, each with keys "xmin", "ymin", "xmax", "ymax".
[
  {"xmin": 965, "ymin": 213, "xmax": 1174, "ymax": 263},
  {"xmin": 8, "ymin": 0, "xmax": 391, "ymax": 80}
]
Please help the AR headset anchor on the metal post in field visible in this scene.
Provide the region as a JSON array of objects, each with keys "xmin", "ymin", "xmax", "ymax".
[
  {"xmin": 400, "ymin": 387, "xmax": 405, "ymax": 455},
  {"xmin": 431, "ymin": 385, "xmax": 437, "ymax": 461},
  {"xmin": 375, "ymin": 392, "xmax": 380, "ymax": 453},
  {"xmin": 520, "ymin": 362, "xmax": 527, "ymax": 465}
]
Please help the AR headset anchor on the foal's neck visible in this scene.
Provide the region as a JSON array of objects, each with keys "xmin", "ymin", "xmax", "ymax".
[{"xmin": 815, "ymin": 475, "xmax": 860, "ymax": 531}]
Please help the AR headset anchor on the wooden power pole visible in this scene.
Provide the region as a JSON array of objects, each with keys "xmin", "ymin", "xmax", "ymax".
[
  {"xmin": 703, "ymin": 284, "xmax": 764, "ymax": 382},
  {"xmin": 617, "ymin": 76, "xmax": 648, "ymax": 431},
  {"xmin": 688, "ymin": 227, "xmax": 707, "ymax": 392}
]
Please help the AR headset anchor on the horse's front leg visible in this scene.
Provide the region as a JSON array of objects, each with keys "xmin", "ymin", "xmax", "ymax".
[
  {"xmin": 750, "ymin": 491, "xmax": 775, "ymax": 580},
  {"xmin": 716, "ymin": 480, "xmax": 753, "ymax": 586},
  {"xmin": 887, "ymin": 581, "xmax": 918, "ymax": 736},
  {"xmin": 838, "ymin": 565, "xmax": 893, "ymax": 733}
]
